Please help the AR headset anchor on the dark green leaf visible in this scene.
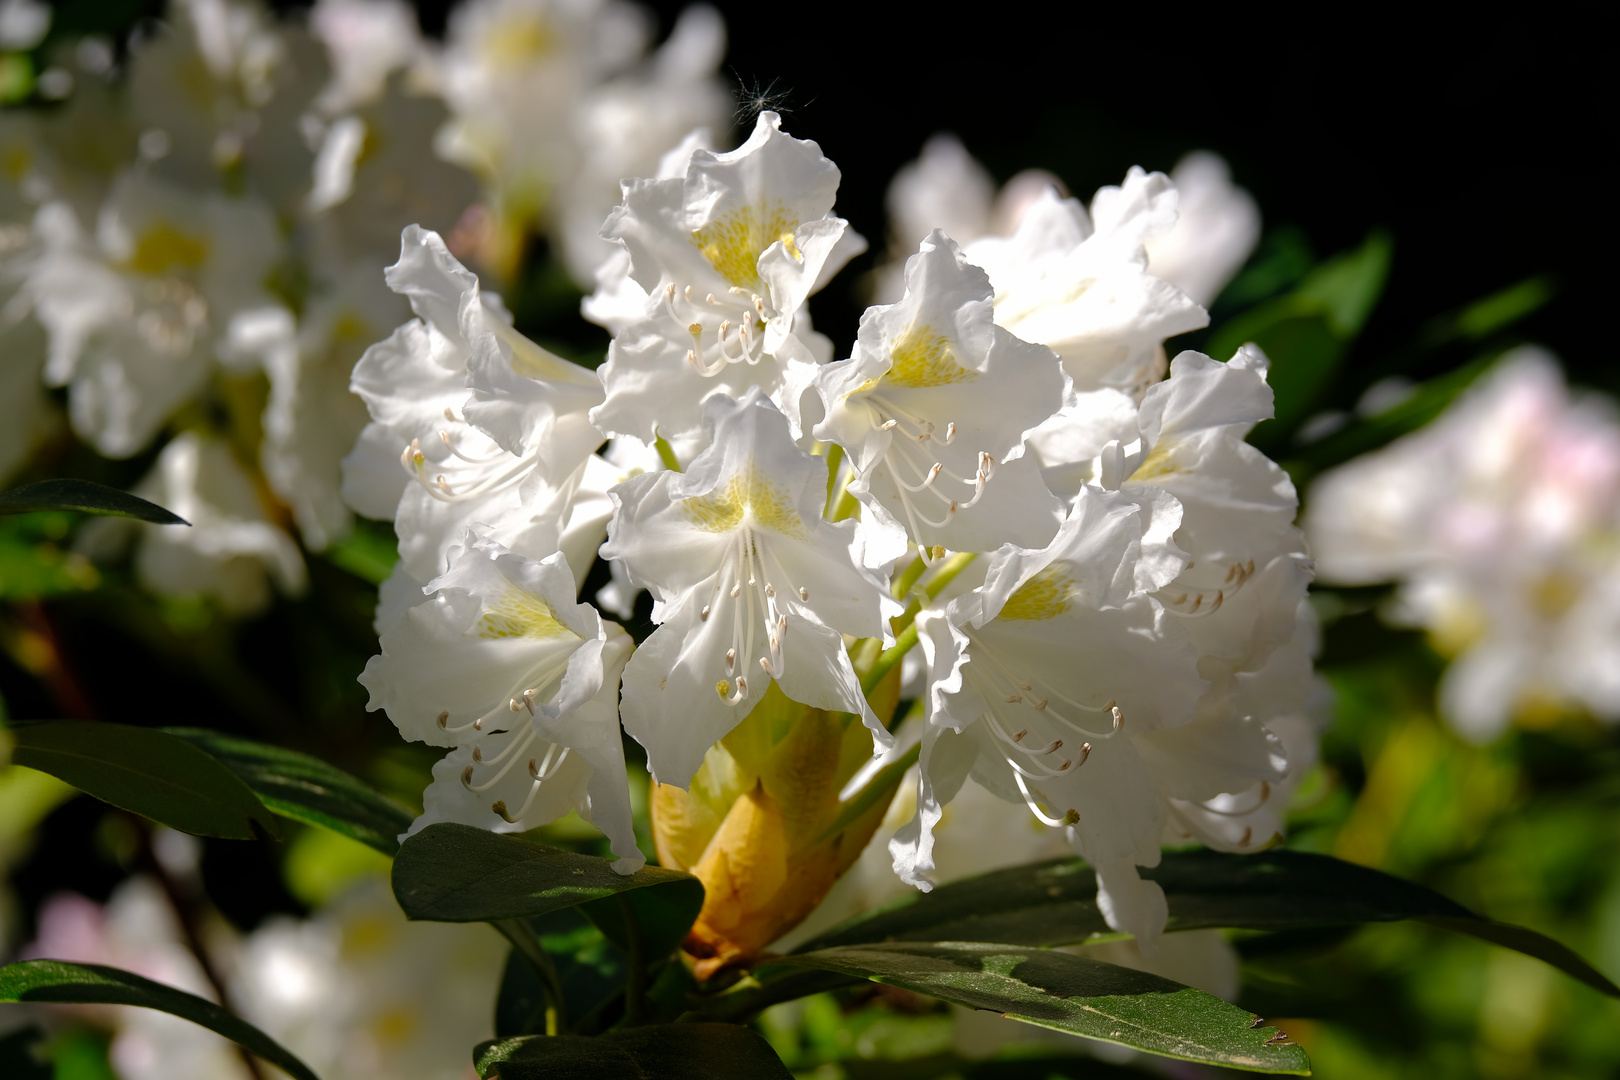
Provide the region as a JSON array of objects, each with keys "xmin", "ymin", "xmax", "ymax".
[
  {"xmin": 1292, "ymin": 230, "xmax": 1392, "ymax": 337},
  {"xmin": 10, "ymin": 722, "xmax": 280, "ymax": 840},
  {"xmin": 496, "ymin": 909, "xmax": 628, "ymax": 1037},
  {"xmin": 578, "ymin": 877, "xmax": 704, "ymax": 963},
  {"xmin": 798, "ymin": 849, "xmax": 1620, "ymax": 996},
  {"xmin": 165, "ymin": 728, "xmax": 413, "ymax": 855},
  {"xmin": 393, "ymin": 823, "xmax": 700, "ymax": 923},
  {"xmin": 779, "ymin": 942, "xmax": 1308, "ymax": 1074},
  {"xmin": 322, "ymin": 523, "xmax": 400, "ymax": 585},
  {"xmin": 473, "ymin": 1023, "xmax": 792, "ymax": 1079},
  {"xmin": 0, "ymin": 961, "xmax": 319, "ymax": 1080},
  {"xmin": 0, "ymin": 480, "xmax": 188, "ymax": 524}
]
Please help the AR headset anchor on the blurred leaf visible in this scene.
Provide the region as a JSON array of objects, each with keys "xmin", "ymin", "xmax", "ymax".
[
  {"xmin": 0, "ymin": 1024, "xmax": 50, "ymax": 1080},
  {"xmin": 1452, "ymin": 275, "xmax": 1554, "ymax": 340},
  {"xmin": 323, "ymin": 523, "xmax": 399, "ymax": 585},
  {"xmin": 10, "ymin": 721, "xmax": 280, "ymax": 840},
  {"xmin": 0, "ymin": 480, "xmax": 187, "ymax": 524},
  {"xmin": 0, "ymin": 960, "xmax": 319, "ymax": 1080},
  {"xmin": 799, "ymin": 849, "xmax": 1620, "ymax": 996},
  {"xmin": 393, "ymin": 822, "xmax": 701, "ymax": 923},
  {"xmin": 1207, "ymin": 231, "xmax": 1392, "ymax": 428},
  {"xmin": 779, "ymin": 942, "xmax": 1309, "ymax": 1073},
  {"xmin": 1214, "ymin": 226, "xmax": 1315, "ymax": 310},
  {"xmin": 474, "ymin": 1023, "xmax": 793, "ymax": 1079},
  {"xmin": 165, "ymin": 728, "xmax": 413, "ymax": 855},
  {"xmin": 281, "ymin": 825, "xmax": 393, "ymax": 906},
  {"xmin": 0, "ymin": 526, "xmax": 100, "ymax": 598}
]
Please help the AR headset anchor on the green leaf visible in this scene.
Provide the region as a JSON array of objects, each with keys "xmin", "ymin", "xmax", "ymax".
[
  {"xmin": 164, "ymin": 728, "xmax": 413, "ymax": 855},
  {"xmin": 578, "ymin": 875, "xmax": 705, "ymax": 963},
  {"xmin": 322, "ymin": 523, "xmax": 400, "ymax": 585},
  {"xmin": 0, "ymin": 480, "xmax": 187, "ymax": 524},
  {"xmin": 393, "ymin": 822, "xmax": 702, "ymax": 923},
  {"xmin": 778, "ymin": 942, "xmax": 1308, "ymax": 1074},
  {"xmin": 9, "ymin": 722, "xmax": 280, "ymax": 840},
  {"xmin": 474, "ymin": 1023, "xmax": 793, "ymax": 1079},
  {"xmin": 0, "ymin": 960, "xmax": 319, "ymax": 1080},
  {"xmin": 798, "ymin": 849, "xmax": 1620, "ymax": 996},
  {"xmin": 1206, "ymin": 231, "xmax": 1392, "ymax": 428}
]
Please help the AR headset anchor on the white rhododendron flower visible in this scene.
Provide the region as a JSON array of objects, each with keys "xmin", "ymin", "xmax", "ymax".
[
  {"xmin": 25, "ymin": 174, "xmax": 282, "ymax": 457},
  {"xmin": 590, "ymin": 111, "xmax": 862, "ymax": 441},
  {"xmin": 1308, "ymin": 348, "xmax": 1620, "ymax": 739},
  {"xmin": 79, "ymin": 431, "xmax": 306, "ymax": 615},
  {"xmin": 361, "ymin": 531, "xmax": 643, "ymax": 870},
  {"xmin": 605, "ymin": 388, "xmax": 899, "ymax": 786},
  {"xmin": 966, "ymin": 168, "xmax": 1208, "ymax": 395},
  {"xmin": 308, "ymin": 0, "xmax": 425, "ymax": 115},
  {"xmin": 343, "ymin": 225, "xmax": 604, "ymax": 582},
  {"xmin": 813, "ymin": 230, "xmax": 1065, "ymax": 555},
  {"xmin": 1143, "ymin": 151, "xmax": 1261, "ymax": 308}
]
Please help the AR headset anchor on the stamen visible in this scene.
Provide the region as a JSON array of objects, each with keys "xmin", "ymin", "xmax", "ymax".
[
  {"xmin": 799, "ymin": 587, "xmax": 808, "ymax": 601},
  {"xmin": 701, "ymin": 604, "xmax": 711, "ymax": 621}
]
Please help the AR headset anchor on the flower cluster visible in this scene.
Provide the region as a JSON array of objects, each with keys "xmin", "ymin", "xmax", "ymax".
[
  {"xmin": 0, "ymin": 0, "xmax": 727, "ymax": 610},
  {"xmin": 1307, "ymin": 348, "xmax": 1620, "ymax": 740},
  {"xmin": 352, "ymin": 109, "xmax": 1320, "ymax": 953}
]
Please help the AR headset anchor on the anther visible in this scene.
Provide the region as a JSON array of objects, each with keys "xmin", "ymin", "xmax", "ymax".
[
  {"xmin": 730, "ymin": 584, "xmax": 741, "ymax": 597},
  {"xmin": 508, "ymin": 698, "xmax": 521, "ymax": 712},
  {"xmin": 1111, "ymin": 705, "xmax": 1124, "ymax": 731},
  {"xmin": 1014, "ymin": 729, "xmax": 1028, "ymax": 742},
  {"xmin": 735, "ymin": 676, "xmax": 748, "ymax": 696},
  {"xmin": 436, "ymin": 711, "xmax": 449, "ymax": 729},
  {"xmin": 1032, "ymin": 698, "xmax": 1049, "ymax": 711},
  {"xmin": 527, "ymin": 759, "xmax": 540, "ymax": 780},
  {"xmin": 798, "ymin": 587, "xmax": 808, "ymax": 601},
  {"xmin": 1041, "ymin": 739, "xmax": 1063, "ymax": 755},
  {"xmin": 1059, "ymin": 759, "xmax": 1072, "ymax": 771},
  {"xmin": 461, "ymin": 765, "xmax": 475, "ymax": 787},
  {"xmin": 759, "ymin": 657, "xmax": 772, "ymax": 673},
  {"xmin": 472, "ymin": 746, "xmax": 484, "ymax": 763},
  {"xmin": 765, "ymin": 584, "xmax": 775, "ymax": 598},
  {"xmin": 522, "ymin": 688, "xmax": 537, "ymax": 714},
  {"xmin": 725, "ymin": 648, "xmax": 736, "ymax": 669},
  {"xmin": 881, "ymin": 419, "xmax": 898, "ymax": 430},
  {"xmin": 473, "ymin": 718, "xmax": 483, "ymax": 731},
  {"xmin": 1006, "ymin": 693, "xmax": 1022, "ymax": 703},
  {"xmin": 700, "ymin": 604, "xmax": 711, "ymax": 621},
  {"xmin": 1078, "ymin": 742, "xmax": 1092, "ymax": 765},
  {"xmin": 1240, "ymin": 826, "xmax": 1253, "ymax": 847}
]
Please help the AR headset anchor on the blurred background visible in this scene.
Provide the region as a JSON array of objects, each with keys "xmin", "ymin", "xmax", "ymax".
[{"xmin": 1, "ymin": 2, "xmax": 1615, "ymax": 1078}]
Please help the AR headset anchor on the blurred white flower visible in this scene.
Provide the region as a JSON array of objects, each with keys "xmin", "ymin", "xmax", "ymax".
[
  {"xmin": 82, "ymin": 431, "xmax": 306, "ymax": 615},
  {"xmin": 1308, "ymin": 348, "xmax": 1620, "ymax": 739},
  {"xmin": 1143, "ymin": 151, "xmax": 1260, "ymax": 308},
  {"xmin": 308, "ymin": 0, "xmax": 425, "ymax": 115},
  {"xmin": 0, "ymin": 0, "xmax": 50, "ymax": 51}
]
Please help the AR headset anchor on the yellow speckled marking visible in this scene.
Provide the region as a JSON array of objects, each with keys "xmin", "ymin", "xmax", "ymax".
[
  {"xmin": 477, "ymin": 586, "xmax": 577, "ymax": 640},
  {"xmin": 126, "ymin": 223, "xmax": 210, "ymax": 277},
  {"xmin": 691, "ymin": 204, "xmax": 801, "ymax": 288},
  {"xmin": 681, "ymin": 466, "xmax": 807, "ymax": 539},
  {"xmin": 887, "ymin": 324, "xmax": 974, "ymax": 388},
  {"xmin": 999, "ymin": 564, "xmax": 1077, "ymax": 621},
  {"xmin": 1130, "ymin": 439, "xmax": 1180, "ymax": 481}
]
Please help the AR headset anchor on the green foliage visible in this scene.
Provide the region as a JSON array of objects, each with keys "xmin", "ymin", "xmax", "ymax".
[
  {"xmin": 0, "ymin": 513, "xmax": 101, "ymax": 599},
  {"xmin": 165, "ymin": 727, "xmax": 414, "ymax": 854},
  {"xmin": 778, "ymin": 941, "xmax": 1309, "ymax": 1073},
  {"xmin": 321, "ymin": 520, "xmax": 401, "ymax": 585},
  {"xmin": 8, "ymin": 721, "xmax": 281, "ymax": 840},
  {"xmin": 474, "ymin": 1023, "xmax": 794, "ymax": 1079},
  {"xmin": 0, "ymin": 960, "xmax": 319, "ymax": 1080},
  {"xmin": 0, "ymin": 480, "xmax": 187, "ymax": 525},
  {"xmin": 392, "ymin": 822, "xmax": 703, "ymax": 924},
  {"xmin": 1207, "ymin": 231, "xmax": 1392, "ymax": 429}
]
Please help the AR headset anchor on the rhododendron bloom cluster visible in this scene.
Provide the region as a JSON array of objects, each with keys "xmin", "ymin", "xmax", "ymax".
[{"xmin": 351, "ymin": 109, "xmax": 1320, "ymax": 956}]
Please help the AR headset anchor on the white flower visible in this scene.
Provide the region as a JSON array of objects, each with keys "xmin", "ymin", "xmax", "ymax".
[
  {"xmin": 231, "ymin": 266, "xmax": 407, "ymax": 550},
  {"xmin": 1143, "ymin": 152, "xmax": 1261, "ymax": 308},
  {"xmin": 1307, "ymin": 348, "xmax": 1620, "ymax": 739},
  {"xmin": 0, "ymin": 0, "xmax": 50, "ymax": 52},
  {"xmin": 604, "ymin": 388, "xmax": 899, "ymax": 787},
  {"xmin": 894, "ymin": 487, "xmax": 1212, "ymax": 946},
  {"xmin": 360, "ymin": 530, "xmax": 643, "ymax": 870},
  {"xmin": 549, "ymin": 4, "xmax": 730, "ymax": 286},
  {"xmin": 308, "ymin": 0, "xmax": 425, "ymax": 115},
  {"xmin": 342, "ymin": 225, "xmax": 605, "ymax": 583},
  {"xmin": 965, "ymin": 168, "xmax": 1207, "ymax": 395},
  {"xmin": 24, "ymin": 173, "xmax": 282, "ymax": 457},
  {"xmin": 589, "ymin": 111, "xmax": 863, "ymax": 442},
  {"xmin": 812, "ymin": 230, "xmax": 1066, "ymax": 555},
  {"xmin": 232, "ymin": 878, "xmax": 507, "ymax": 1080},
  {"xmin": 81, "ymin": 432, "xmax": 306, "ymax": 615}
]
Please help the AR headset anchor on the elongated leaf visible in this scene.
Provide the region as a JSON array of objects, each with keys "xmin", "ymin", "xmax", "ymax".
[
  {"xmin": 0, "ymin": 960, "xmax": 318, "ymax": 1080},
  {"xmin": 578, "ymin": 879, "xmax": 705, "ymax": 964},
  {"xmin": 394, "ymin": 823, "xmax": 700, "ymax": 923},
  {"xmin": 799, "ymin": 849, "xmax": 1619, "ymax": 996},
  {"xmin": 780, "ymin": 942, "xmax": 1308, "ymax": 1074},
  {"xmin": 0, "ymin": 479, "xmax": 188, "ymax": 524},
  {"xmin": 165, "ymin": 728, "xmax": 413, "ymax": 855},
  {"xmin": 10, "ymin": 722, "xmax": 280, "ymax": 840},
  {"xmin": 474, "ymin": 1023, "xmax": 792, "ymax": 1079}
]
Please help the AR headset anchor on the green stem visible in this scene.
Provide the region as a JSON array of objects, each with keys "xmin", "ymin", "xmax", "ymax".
[
  {"xmin": 891, "ymin": 550, "xmax": 930, "ymax": 601},
  {"xmin": 493, "ymin": 919, "xmax": 566, "ymax": 1036},
  {"xmin": 862, "ymin": 623, "xmax": 918, "ymax": 697},
  {"xmin": 617, "ymin": 893, "xmax": 648, "ymax": 1026},
  {"xmin": 654, "ymin": 432, "xmax": 682, "ymax": 473}
]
